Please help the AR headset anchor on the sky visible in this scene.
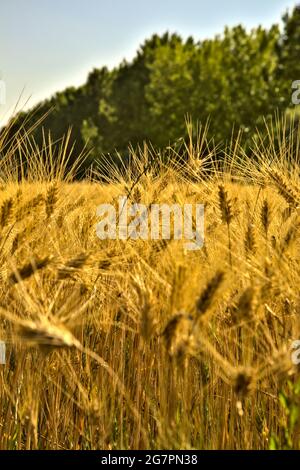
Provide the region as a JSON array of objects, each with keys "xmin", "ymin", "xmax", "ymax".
[{"xmin": 0, "ymin": 0, "xmax": 298, "ymax": 124}]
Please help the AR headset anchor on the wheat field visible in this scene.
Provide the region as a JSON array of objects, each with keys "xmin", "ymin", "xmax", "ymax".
[{"xmin": 0, "ymin": 117, "xmax": 300, "ymax": 450}]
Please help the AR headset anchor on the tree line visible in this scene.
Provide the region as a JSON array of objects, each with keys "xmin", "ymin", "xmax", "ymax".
[{"xmin": 4, "ymin": 5, "xmax": 300, "ymax": 175}]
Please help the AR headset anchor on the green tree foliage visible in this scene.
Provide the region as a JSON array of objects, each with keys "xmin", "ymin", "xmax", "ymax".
[
  {"xmin": 277, "ymin": 6, "xmax": 300, "ymax": 101},
  {"xmin": 3, "ymin": 5, "xmax": 300, "ymax": 174}
]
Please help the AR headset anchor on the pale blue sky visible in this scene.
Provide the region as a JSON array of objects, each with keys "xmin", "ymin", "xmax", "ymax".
[{"xmin": 0, "ymin": 0, "xmax": 297, "ymax": 124}]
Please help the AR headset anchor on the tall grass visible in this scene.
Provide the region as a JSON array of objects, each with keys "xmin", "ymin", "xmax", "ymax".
[{"xmin": 0, "ymin": 115, "xmax": 300, "ymax": 449}]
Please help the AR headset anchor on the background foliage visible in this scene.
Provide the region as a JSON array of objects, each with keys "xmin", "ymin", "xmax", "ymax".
[{"xmin": 4, "ymin": 6, "xmax": 300, "ymax": 174}]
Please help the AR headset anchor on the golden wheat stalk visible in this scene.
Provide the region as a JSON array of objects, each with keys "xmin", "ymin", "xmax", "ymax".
[
  {"xmin": 57, "ymin": 253, "xmax": 89, "ymax": 279},
  {"xmin": 0, "ymin": 197, "xmax": 14, "ymax": 228},
  {"xmin": 9, "ymin": 256, "xmax": 51, "ymax": 284},
  {"xmin": 269, "ymin": 169, "xmax": 299, "ymax": 208},
  {"xmin": 195, "ymin": 270, "xmax": 224, "ymax": 316},
  {"xmin": 45, "ymin": 183, "xmax": 58, "ymax": 218}
]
